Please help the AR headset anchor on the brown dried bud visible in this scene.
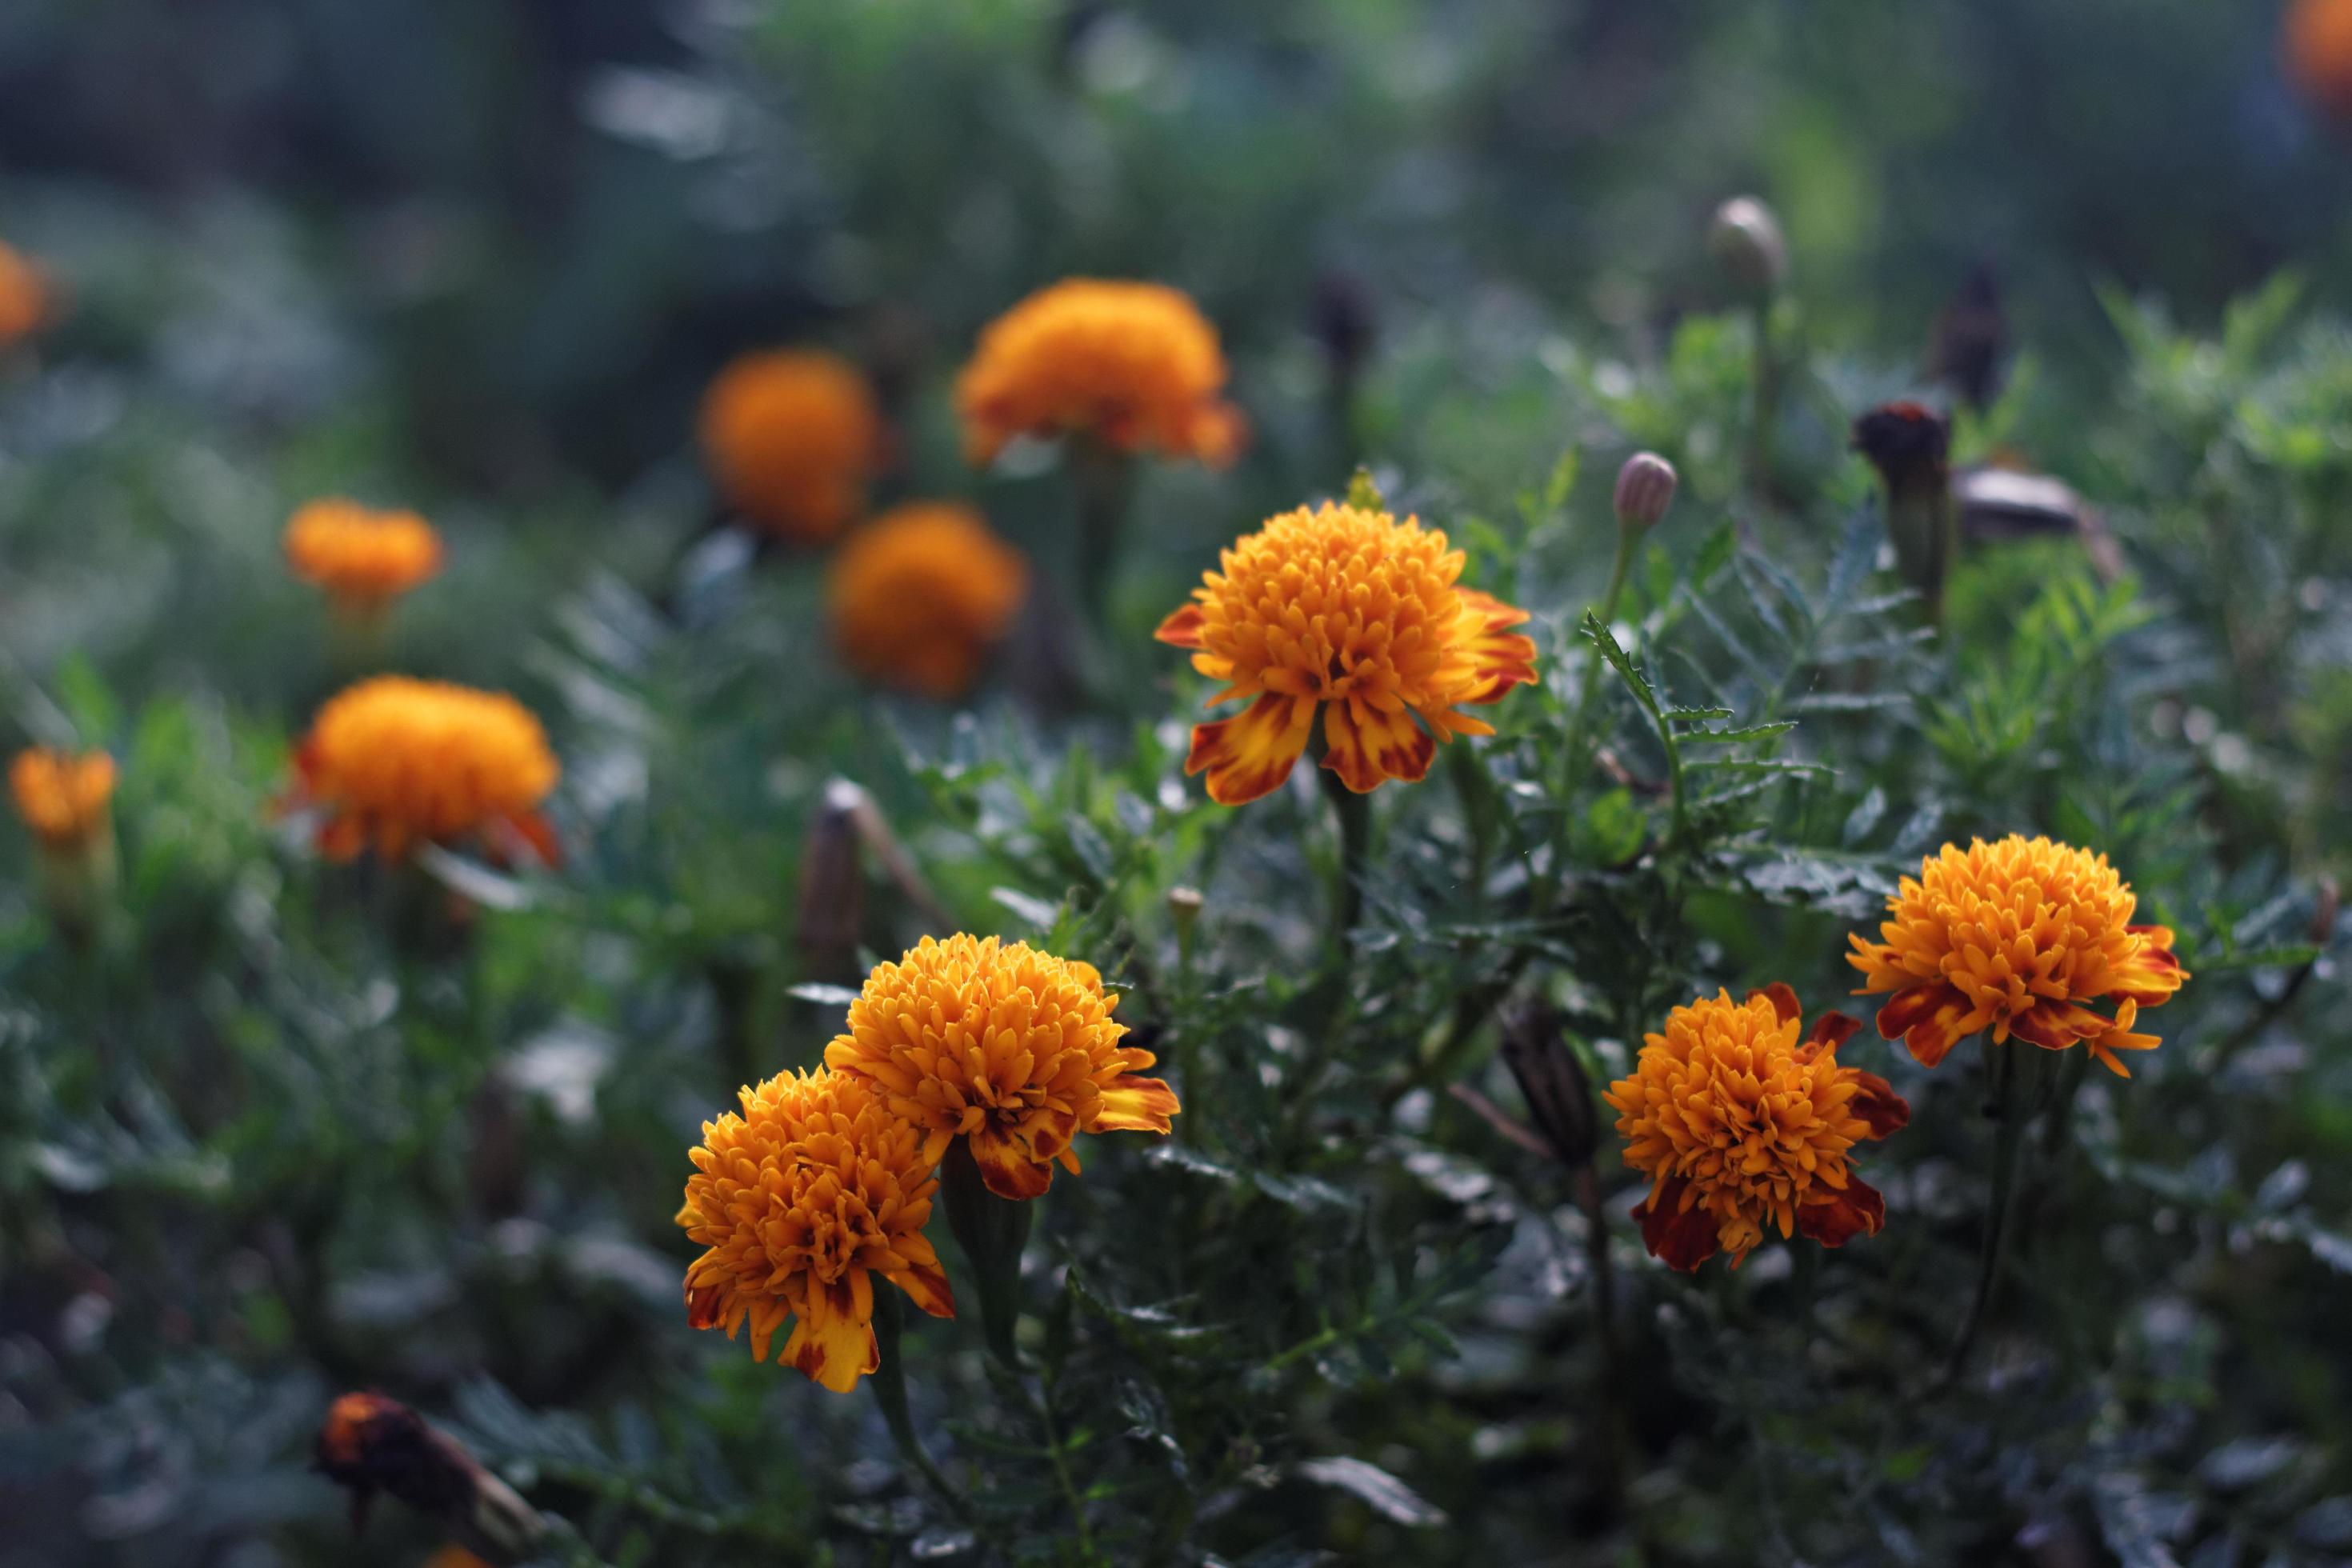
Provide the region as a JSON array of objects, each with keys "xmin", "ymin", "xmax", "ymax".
[
  {"xmin": 1853, "ymin": 401, "xmax": 1958, "ymax": 606},
  {"xmin": 315, "ymin": 1393, "xmax": 545, "ymax": 1564},
  {"xmin": 1612, "ymin": 451, "xmax": 1679, "ymax": 530},
  {"xmin": 1708, "ymin": 196, "xmax": 1788, "ymax": 302},
  {"xmin": 795, "ymin": 778, "xmax": 870, "ymax": 982},
  {"xmin": 1498, "ymin": 999, "xmax": 1598, "ymax": 1170}
]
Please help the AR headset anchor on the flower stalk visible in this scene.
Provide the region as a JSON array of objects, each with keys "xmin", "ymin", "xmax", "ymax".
[
  {"xmin": 1946, "ymin": 1044, "xmax": 2026, "ymax": 1378},
  {"xmin": 942, "ymin": 1138, "xmax": 1034, "ymax": 1371},
  {"xmin": 870, "ymin": 1286, "xmax": 967, "ymax": 1516}
]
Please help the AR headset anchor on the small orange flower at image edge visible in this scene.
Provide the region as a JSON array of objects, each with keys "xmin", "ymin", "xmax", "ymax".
[
  {"xmin": 956, "ymin": 278, "xmax": 1244, "ymax": 467},
  {"xmin": 699, "ymin": 350, "xmax": 883, "ymax": 545},
  {"xmin": 677, "ymin": 1066, "xmax": 954, "ymax": 1392},
  {"xmin": 824, "ymin": 934, "xmax": 1180, "ymax": 1201},
  {"xmin": 829, "ymin": 502, "xmax": 1028, "ymax": 699},
  {"xmin": 1156, "ymin": 500, "xmax": 1538, "ymax": 805},
  {"xmin": 10, "ymin": 748, "xmax": 115, "ymax": 849},
  {"xmin": 1847, "ymin": 834, "xmax": 2186, "ymax": 1077},
  {"xmin": 2287, "ymin": 0, "xmax": 2352, "ymax": 118},
  {"xmin": 284, "ymin": 676, "xmax": 560, "ymax": 866},
  {"xmin": 283, "ymin": 498, "xmax": 444, "ymax": 610},
  {"xmin": 0, "ymin": 241, "xmax": 52, "ymax": 349},
  {"xmin": 1606, "ymin": 986, "xmax": 1910, "ymax": 1271}
]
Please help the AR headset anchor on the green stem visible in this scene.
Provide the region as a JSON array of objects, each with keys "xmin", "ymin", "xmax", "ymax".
[
  {"xmin": 1035, "ymin": 1377, "xmax": 1102, "ymax": 1562},
  {"xmin": 870, "ymin": 1286, "xmax": 968, "ymax": 1516},
  {"xmin": 1562, "ymin": 522, "xmax": 1640, "ymax": 803},
  {"xmin": 1745, "ymin": 299, "xmax": 1775, "ymax": 506},
  {"xmin": 1322, "ymin": 767, "xmax": 1371, "ymax": 954},
  {"xmin": 941, "ymin": 1139, "xmax": 1034, "ymax": 1372},
  {"xmin": 1578, "ymin": 1163, "xmax": 1626, "ymax": 1511},
  {"xmin": 1072, "ymin": 438, "xmax": 1134, "ymax": 630},
  {"xmin": 1946, "ymin": 1046, "xmax": 2026, "ymax": 1378}
]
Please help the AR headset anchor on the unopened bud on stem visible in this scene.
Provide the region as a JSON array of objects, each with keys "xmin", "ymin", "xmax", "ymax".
[
  {"xmin": 1709, "ymin": 195, "xmax": 1788, "ymax": 302},
  {"xmin": 1612, "ymin": 452, "xmax": 1679, "ymax": 531}
]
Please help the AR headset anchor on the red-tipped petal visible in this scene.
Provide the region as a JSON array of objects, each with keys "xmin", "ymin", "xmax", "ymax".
[
  {"xmin": 1187, "ymin": 694, "xmax": 1316, "ymax": 806},
  {"xmin": 1322, "ymin": 699, "xmax": 1434, "ymax": 794},
  {"xmin": 1093, "ymin": 1074, "xmax": 1180, "ymax": 1134},
  {"xmin": 1633, "ymin": 1177, "xmax": 1720, "ymax": 1271},
  {"xmin": 1796, "ymin": 1177, "xmax": 1885, "ymax": 1249},
  {"xmin": 1750, "ymin": 982, "xmax": 1804, "ymax": 1026},
  {"xmin": 967, "ymin": 1125, "xmax": 1053, "ymax": 1202},
  {"xmin": 1846, "ymin": 1070, "xmax": 1910, "ymax": 1139},
  {"xmin": 1154, "ymin": 602, "xmax": 1209, "ymax": 648},
  {"xmin": 1874, "ymin": 982, "xmax": 1974, "ymax": 1068}
]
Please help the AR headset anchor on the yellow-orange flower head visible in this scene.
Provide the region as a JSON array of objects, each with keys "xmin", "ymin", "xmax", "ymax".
[
  {"xmin": 2288, "ymin": 0, "xmax": 2352, "ymax": 118},
  {"xmin": 1606, "ymin": 986, "xmax": 1909, "ymax": 1271},
  {"xmin": 823, "ymin": 934, "xmax": 1180, "ymax": 1202},
  {"xmin": 677, "ymin": 1067, "xmax": 953, "ymax": 1392},
  {"xmin": 1847, "ymin": 834, "xmax": 2186, "ymax": 1077},
  {"xmin": 699, "ymin": 350, "xmax": 883, "ymax": 544},
  {"xmin": 10, "ymin": 748, "xmax": 115, "ymax": 849},
  {"xmin": 828, "ymin": 502, "xmax": 1028, "ymax": 699},
  {"xmin": 283, "ymin": 498, "xmax": 444, "ymax": 608},
  {"xmin": 289, "ymin": 677, "xmax": 559, "ymax": 865},
  {"xmin": 956, "ymin": 279, "xmax": 1243, "ymax": 467},
  {"xmin": 1155, "ymin": 502, "xmax": 1538, "ymax": 805},
  {"xmin": 0, "ymin": 242, "xmax": 50, "ymax": 348}
]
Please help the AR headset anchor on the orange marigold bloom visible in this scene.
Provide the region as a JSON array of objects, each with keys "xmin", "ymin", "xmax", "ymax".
[
  {"xmin": 2288, "ymin": 0, "xmax": 2352, "ymax": 118},
  {"xmin": 10, "ymin": 748, "xmax": 115, "ymax": 849},
  {"xmin": 1846, "ymin": 835, "xmax": 2187, "ymax": 1078},
  {"xmin": 698, "ymin": 350, "xmax": 883, "ymax": 544},
  {"xmin": 828, "ymin": 502, "xmax": 1028, "ymax": 699},
  {"xmin": 0, "ymin": 242, "xmax": 50, "ymax": 348},
  {"xmin": 287, "ymin": 677, "xmax": 559, "ymax": 865},
  {"xmin": 283, "ymin": 498, "xmax": 444, "ymax": 608},
  {"xmin": 956, "ymin": 279, "xmax": 1243, "ymax": 466},
  {"xmin": 1606, "ymin": 986, "xmax": 1909, "ymax": 1272},
  {"xmin": 1154, "ymin": 501, "xmax": 1538, "ymax": 805},
  {"xmin": 823, "ymin": 934, "xmax": 1180, "ymax": 1202},
  {"xmin": 676, "ymin": 1067, "xmax": 954, "ymax": 1392}
]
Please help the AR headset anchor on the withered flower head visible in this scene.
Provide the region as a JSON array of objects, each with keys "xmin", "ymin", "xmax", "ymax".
[
  {"xmin": 1707, "ymin": 196, "xmax": 1788, "ymax": 301},
  {"xmin": 1851, "ymin": 401, "xmax": 1951, "ymax": 498},
  {"xmin": 314, "ymin": 1392, "xmax": 543, "ymax": 1556}
]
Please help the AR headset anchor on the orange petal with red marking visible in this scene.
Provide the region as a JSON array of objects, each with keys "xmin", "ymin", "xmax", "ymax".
[
  {"xmin": 1187, "ymin": 694, "xmax": 1316, "ymax": 806},
  {"xmin": 1846, "ymin": 1070, "xmax": 1910, "ymax": 1140},
  {"xmin": 1874, "ymin": 982, "xmax": 1974, "ymax": 1068},
  {"xmin": 1796, "ymin": 1178, "xmax": 1885, "ymax": 1249},
  {"xmin": 1750, "ymin": 982, "xmax": 1803, "ymax": 1025},
  {"xmin": 1633, "ymin": 1177, "xmax": 1720, "ymax": 1271},
  {"xmin": 967, "ymin": 1125, "xmax": 1054, "ymax": 1202},
  {"xmin": 1154, "ymin": 602, "xmax": 1209, "ymax": 648},
  {"xmin": 1322, "ymin": 699, "xmax": 1434, "ymax": 794},
  {"xmin": 1093, "ymin": 1074, "xmax": 1180, "ymax": 1134}
]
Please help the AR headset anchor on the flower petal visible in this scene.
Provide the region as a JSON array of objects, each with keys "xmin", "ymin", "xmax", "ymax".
[
  {"xmin": 1092, "ymin": 1073, "xmax": 1181, "ymax": 1134},
  {"xmin": 1750, "ymin": 982, "xmax": 1804, "ymax": 1026},
  {"xmin": 1322, "ymin": 699, "xmax": 1434, "ymax": 794},
  {"xmin": 1154, "ymin": 602, "xmax": 1209, "ymax": 648},
  {"xmin": 784, "ymin": 1282, "xmax": 880, "ymax": 1393},
  {"xmin": 1845, "ymin": 1070, "xmax": 1910, "ymax": 1140},
  {"xmin": 1632, "ymin": 1176, "xmax": 1720, "ymax": 1271},
  {"xmin": 888, "ymin": 1262, "xmax": 958, "ymax": 1321},
  {"xmin": 1874, "ymin": 982, "xmax": 1974, "ymax": 1068},
  {"xmin": 1455, "ymin": 589, "xmax": 1539, "ymax": 704},
  {"xmin": 967, "ymin": 1124, "xmax": 1054, "ymax": 1202},
  {"xmin": 1186, "ymin": 694, "xmax": 1316, "ymax": 806},
  {"xmin": 1796, "ymin": 1177, "xmax": 1886, "ymax": 1249}
]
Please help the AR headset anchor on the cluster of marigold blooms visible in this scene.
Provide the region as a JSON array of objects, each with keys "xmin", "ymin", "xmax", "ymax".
[
  {"xmin": 699, "ymin": 278, "xmax": 1242, "ymax": 698},
  {"xmin": 674, "ymin": 932, "xmax": 1179, "ymax": 1390}
]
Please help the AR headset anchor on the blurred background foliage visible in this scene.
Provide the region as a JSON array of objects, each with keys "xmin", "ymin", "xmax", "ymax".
[{"xmin": 5, "ymin": 2, "xmax": 2352, "ymax": 1566}]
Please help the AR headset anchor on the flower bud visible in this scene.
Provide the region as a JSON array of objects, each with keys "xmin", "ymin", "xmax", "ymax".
[
  {"xmin": 1852, "ymin": 401, "xmax": 1957, "ymax": 608},
  {"xmin": 1707, "ymin": 195, "xmax": 1788, "ymax": 302},
  {"xmin": 1612, "ymin": 451, "xmax": 1678, "ymax": 531},
  {"xmin": 795, "ymin": 778, "xmax": 869, "ymax": 981},
  {"xmin": 315, "ymin": 1392, "xmax": 545, "ymax": 1561},
  {"xmin": 1166, "ymin": 884, "xmax": 1203, "ymax": 938},
  {"xmin": 1498, "ymin": 999, "xmax": 1598, "ymax": 1170}
]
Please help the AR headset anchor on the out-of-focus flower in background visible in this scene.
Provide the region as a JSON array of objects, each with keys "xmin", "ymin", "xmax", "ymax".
[
  {"xmin": 827, "ymin": 501, "xmax": 1028, "ymax": 699},
  {"xmin": 699, "ymin": 350, "xmax": 884, "ymax": 545},
  {"xmin": 283, "ymin": 498, "xmax": 444, "ymax": 614}
]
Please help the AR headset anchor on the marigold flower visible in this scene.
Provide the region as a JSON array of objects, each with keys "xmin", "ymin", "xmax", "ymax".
[
  {"xmin": 1847, "ymin": 835, "xmax": 2187, "ymax": 1077},
  {"xmin": 699, "ymin": 350, "xmax": 883, "ymax": 544},
  {"xmin": 827, "ymin": 502, "xmax": 1028, "ymax": 698},
  {"xmin": 283, "ymin": 498, "xmax": 444, "ymax": 609},
  {"xmin": 0, "ymin": 241, "xmax": 50, "ymax": 348},
  {"xmin": 1606, "ymin": 986, "xmax": 1909, "ymax": 1271},
  {"xmin": 287, "ymin": 676, "xmax": 559, "ymax": 865},
  {"xmin": 2288, "ymin": 0, "xmax": 2352, "ymax": 118},
  {"xmin": 10, "ymin": 748, "xmax": 115, "ymax": 849},
  {"xmin": 676, "ymin": 1067, "xmax": 954, "ymax": 1392},
  {"xmin": 956, "ymin": 279, "xmax": 1243, "ymax": 467},
  {"xmin": 1154, "ymin": 501, "xmax": 1538, "ymax": 805},
  {"xmin": 823, "ymin": 934, "xmax": 1179, "ymax": 1202}
]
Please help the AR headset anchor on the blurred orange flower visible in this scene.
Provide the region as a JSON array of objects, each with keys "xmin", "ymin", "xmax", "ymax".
[
  {"xmin": 0, "ymin": 242, "xmax": 50, "ymax": 349},
  {"xmin": 1155, "ymin": 500, "xmax": 1537, "ymax": 805},
  {"xmin": 286, "ymin": 676, "xmax": 559, "ymax": 865},
  {"xmin": 10, "ymin": 748, "xmax": 115, "ymax": 849},
  {"xmin": 284, "ymin": 498, "xmax": 444, "ymax": 610},
  {"xmin": 824, "ymin": 934, "xmax": 1178, "ymax": 1201},
  {"xmin": 2288, "ymin": 0, "xmax": 2352, "ymax": 118},
  {"xmin": 956, "ymin": 279, "xmax": 1242, "ymax": 466},
  {"xmin": 1606, "ymin": 986, "xmax": 1908, "ymax": 1271},
  {"xmin": 699, "ymin": 350, "xmax": 883, "ymax": 544},
  {"xmin": 677, "ymin": 1066, "xmax": 954, "ymax": 1392},
  {"xmin": 828, "ymin": 502, "xmax": 1027, "ymax": 699},
  {"xmin": 1847, "ymin": 835, "xmax": 2186, "ymax": 1077}
]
